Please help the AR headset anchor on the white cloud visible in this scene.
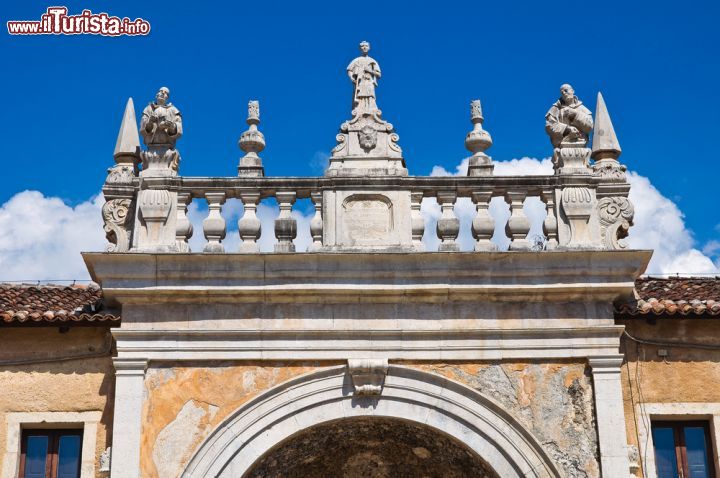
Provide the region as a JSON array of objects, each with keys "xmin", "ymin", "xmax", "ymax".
[
  {"xmin": 0, "ymin": 191, "xmax": 105, "ymax": 281},
  {"xmin": 626, "ymin": 172, "xmax": 717, "ymax": 274}
]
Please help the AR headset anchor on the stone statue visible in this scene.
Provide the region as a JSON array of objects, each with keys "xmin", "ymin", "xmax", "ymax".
[
  {"xmin": 545, "ymin": 84, "xmax": 593, "ymax": 148},
  {"xmin": 347, "ymin": 41, "xmax": 381, "ymax": 116},
  {"xmin": 139, "ymin": 87, "xmax": 183, "ymax": 175},
  {"xmin": 140, "ymin": 87, "xmax": 182, "ymax": 147}
]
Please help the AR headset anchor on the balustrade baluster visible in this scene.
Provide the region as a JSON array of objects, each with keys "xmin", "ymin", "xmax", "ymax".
[
  {"xmin": 238, "ymin": 192, "xmax": 261, "ymax": 253},
  {"xmin": 203, "ymin": 192, "xmax": 226, "ymax": 253},
  {"xmin": 542, "ymin": 189, "xmax": 559, "ymax": 250},
  {"xmin": 175, "ymin": 192, "xmax": 193, "ymax": 252},
  {"xmin": 274, "ymin": 191, "xmax": 297, "ymax": 253},
  {"xmin": 309, "ymin": 192, "xmax": 323, "ymax": 252},
  {"xmin": 411, "ymin": 191, "xmax": 425, "ymax": 251},
  {"xmin": 471, "ymin": 191, "xmax": 496, "ymax": 251},
  {"xmin": 436, "ymin": 191, "xmax": 460, "ymax": 252},
  {"xmin": 505, "ymin": 191, "xmax": 530, "ymax": 250}
]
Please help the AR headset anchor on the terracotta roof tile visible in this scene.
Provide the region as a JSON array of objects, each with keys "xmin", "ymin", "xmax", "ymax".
[
  {"xmin": 0, "ymin": 283, "xmax": 120, "ymax": 325},
  {"xmin": 616, "ymin": 277, "xmax": 720, "ymax": 318}
]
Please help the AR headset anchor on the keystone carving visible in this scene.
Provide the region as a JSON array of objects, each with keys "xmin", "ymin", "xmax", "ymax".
[{"xmin": 348, "ymin": 358, "xmax": 389, "ymax": 396}]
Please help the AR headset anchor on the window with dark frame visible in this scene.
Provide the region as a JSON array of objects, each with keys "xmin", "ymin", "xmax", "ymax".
[
  {"xmin": 652, "ymin": 420, "xmax": 715, "ymax": 478},
  {"xmin": 18, "ymin": 429, "xmax": 82, "ymax": 478}
]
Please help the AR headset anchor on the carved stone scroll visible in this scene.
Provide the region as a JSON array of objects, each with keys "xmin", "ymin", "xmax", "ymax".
[
  {"xmin": 598, "ymin": 197, "xmax": 634, "ymax": 249},
  {"xmin": 103, "ymin": 199, "xmax": 134, "ymax": 252}
]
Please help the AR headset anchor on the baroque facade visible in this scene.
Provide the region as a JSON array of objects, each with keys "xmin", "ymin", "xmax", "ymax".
[{"xmin": 2, "ymin": 42, "xmax": 718, "ymax": 478}]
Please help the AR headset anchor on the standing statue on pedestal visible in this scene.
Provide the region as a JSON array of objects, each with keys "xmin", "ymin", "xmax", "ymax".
[
  {"xmin": 328, "ymin": 41, "xmax": 405, "ymax": 176},
  {"xmin": 347, "ymin": 41, "xmax": 381, "ymax": 116},
  {"xmin": 140, "ymin": 87, "xmax": 183, "ymax": 175},
  {"xmin": 545, "ymin": 84, "xmax": 593, "ymax": 148}
]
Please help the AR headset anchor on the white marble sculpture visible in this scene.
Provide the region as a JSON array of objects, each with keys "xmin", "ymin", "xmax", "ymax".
[
  {"xmin": 327, "ymin": 41, "xmax": 406, "ymax": 176},
  {"xmin": 139, "ymin": 87, "xmax": 183, "ymax": 176},
  {"xmin": 545, "ymin": 84, "xmax": 593, "ymax": 149}
]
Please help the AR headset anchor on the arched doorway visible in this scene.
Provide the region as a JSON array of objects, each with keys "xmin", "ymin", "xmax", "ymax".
[
  {"xmin": 245, "ymin": 416, "xmax": 499, "ymax": 477},
  {"xmin": 182, "ymin": 365, "xmax": 560, "ymax": 477}
]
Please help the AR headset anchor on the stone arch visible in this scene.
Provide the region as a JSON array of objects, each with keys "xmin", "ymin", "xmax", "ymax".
[{"xmin": 182, "ymin": 365, "xmax": 561, "ymax": 478}]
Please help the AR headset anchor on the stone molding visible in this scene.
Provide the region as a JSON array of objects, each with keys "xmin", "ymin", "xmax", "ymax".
[
  {"xmin": 347, "ymin": 358, "xmax": 388, "ymax": 395},
  {"xmin": 112, "ymin": 326, "xmax": 626, "ymax": 362},
  {"xmin": 2, "ymin": 411, "xmax": 102, "ymax": 478},
  {"xmin": 181, "ymin": 365, "xmax": 561, "ymax": 477}
]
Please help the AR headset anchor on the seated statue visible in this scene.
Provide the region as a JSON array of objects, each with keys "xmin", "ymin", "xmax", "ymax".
[{"xmin": 545, "ymin": 84, "xmax": 592, "ymax": 148}]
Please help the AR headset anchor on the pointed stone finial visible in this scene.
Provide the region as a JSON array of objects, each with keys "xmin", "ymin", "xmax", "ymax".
[
  {"xmin": 591, "ymin": 92, "xmax": 622, "ymax": 158},
  {"xmin": 592, "ymin": 92, "xmax": 626, "ymax": 180},
  {"xmin": 113, "ymin": 98, "xmax": 140, "ymax": 164},
  {"xmin": 238, "ymin": 100, "xmax": 265, "ymax": 177},
  {"xmin": 465, "ymin": 99, "xmax": 494, "ymax": 176}
]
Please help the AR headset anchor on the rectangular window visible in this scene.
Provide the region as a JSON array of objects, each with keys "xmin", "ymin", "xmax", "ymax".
[
  {"xmin": 652, "ymin": 421, "xmax": 715, "ymax": 478},
  {"xmin": 18, "ymin": 429, "xmax": 82, "ymax": 478}
]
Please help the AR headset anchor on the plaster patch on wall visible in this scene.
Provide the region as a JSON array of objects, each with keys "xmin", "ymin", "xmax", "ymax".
[
  {"xmin": 409, "ymin": 362, "xmax": 599, "ymax": 478},
  {"xmin": 152, "ymin": 400, "xmax": 216, "ymax": 478}
]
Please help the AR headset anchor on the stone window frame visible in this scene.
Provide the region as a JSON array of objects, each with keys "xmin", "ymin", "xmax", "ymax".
[
  {"xmin": 2, "ymin": 411, "xmax": 102, "ymax": 478},
  {"xmin": 636, "ymin": 402, "xmax": 720, "ymax": 478}
]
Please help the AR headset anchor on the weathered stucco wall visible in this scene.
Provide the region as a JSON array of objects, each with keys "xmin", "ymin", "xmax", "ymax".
[
  {"xmin": 620, "ymin": 319, "xmax": 720, "ymax": 477},
  {"xmin": 140, "ymin": 361, "xmax": 339, "ymax": 478},
  {"xmin": 0, "ymin": 327, "xmax": 114, "ymax": 477},
  {"xmin": 406, "ymin": 361, "xmax": 600, "ymax": 478}
]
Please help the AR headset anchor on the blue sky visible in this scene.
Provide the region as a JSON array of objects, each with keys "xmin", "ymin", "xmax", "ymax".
[{"xmin": 1, "ymin": 0, "xmax": 719, "ymax": 278}]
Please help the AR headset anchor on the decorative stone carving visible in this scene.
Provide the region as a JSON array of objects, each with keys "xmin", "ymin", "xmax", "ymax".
[
  {"xmin": 203, "ymin": 192, "xmax": 226, "ymax": 253},
  {"xmin": 546, "ymin": 84, "xmax": 593, "ymax": 174},
  {"xmin": 471, "ymin": 191, "xmax": 496, "ymax": 251},
  {"xmin": 465, "ymin": 100, "xmax": 494, "ymax": 176},
  {"xmin": 436, "ymin": 191, "xmax": 460, "ymax": 252},
  {"xmin": 348, "ymin": 358, "xmax": 388, "ymax": 396},
  {"xmin": 175, "ymin": 192, "xmax": 193, "ymax": 252},
  {"xmin": 327, "ymin": 42, "xmax": 406, "ymax": 176},
  {"xmin": 102, "ymin": 199, "xmax": 133, "ymax": 252},
  {"xmin": 541, "ymin": 189, "xmax": 559, "ymax": 250},
  {"xmin": 309, "ymin": 192, "xmax": 323, "ymax": 251},
  {"xmin": 505, "ymin": 191, "xmax": 531, "ymax": 250},
  {"xmin": 238, "ymin": 192, "xmax": 262, "ymax": 253},
  {"xmin": 238, "ymin": 100, "xmax": 266, "ymax": 177},
  {"xmin": 138, "ymin": 188, "xmax": 172, "ymax": 244},
  {"xmin": 598, "ymin": 196, "xmax": 634, "ymax": 249},
  {"xmin": 591, "ymin": 92, "xmax": 627, "ymax": 181},
  {"xmin": 560, "ymin": 187, "xmax": 595, "ymax": 247},
  {"xmin": 139, "ymin": 87, "xmax": 182, "ymax": 177},
  {"xmin": 274, "ymin": 192, "xmax": 297, "ymax": 253},
  {"xmin": 103, "ymin": 98, "xmax": 139, "ymax": 252},
  {"xmin": 410, "ymin": 192, "xmax": 425, "ymax": 251}
]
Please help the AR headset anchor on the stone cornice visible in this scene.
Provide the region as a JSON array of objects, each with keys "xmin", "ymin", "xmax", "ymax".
[{"xmin": 84, "ymin": 250, "xmax": 651, "ymax": 306}]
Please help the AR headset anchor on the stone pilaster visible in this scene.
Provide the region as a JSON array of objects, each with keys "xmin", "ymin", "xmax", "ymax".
[
  {"xmin": 588, "ymin": 355, "xmax": 631, "ymax": 478},
  {"xmin": 110, "ymin": 359, "xmax": 148, "ymax": 478}
]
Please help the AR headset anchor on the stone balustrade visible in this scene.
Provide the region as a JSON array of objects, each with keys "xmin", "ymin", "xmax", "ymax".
[
  {"xmin": 102, "ymin": 172, "xmax": 631, "ymax": 254},
  {"xmin": 101, "ymin": 61, "xmax": 633, "ymax": 255}
]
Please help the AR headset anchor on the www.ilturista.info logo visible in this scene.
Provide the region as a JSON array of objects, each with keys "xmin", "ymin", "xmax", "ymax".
[{"xmin": 7, "ymin": 7, "xmax": 150, "ymax": 36}]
